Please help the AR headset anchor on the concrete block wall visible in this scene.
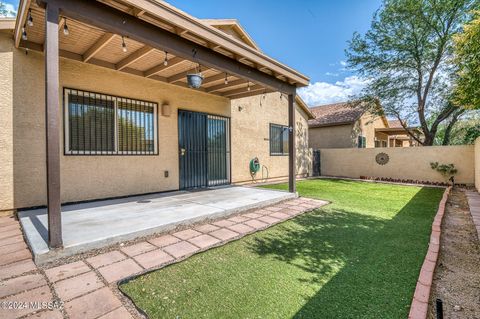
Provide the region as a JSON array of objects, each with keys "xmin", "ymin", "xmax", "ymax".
[{"xmin": 319, "ymin": 145, "xmax": 475, "ymax": 185}]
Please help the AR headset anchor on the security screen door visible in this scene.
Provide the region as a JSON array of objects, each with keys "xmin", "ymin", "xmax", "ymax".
[{"xmin": 178, "ymin": 110, "xmax": 230, "ymax": 189}]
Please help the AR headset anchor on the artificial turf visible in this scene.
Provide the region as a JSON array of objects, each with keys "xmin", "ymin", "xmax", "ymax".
[{"xmin": 120, "ymin": 179, "xmax": 443, "ymax": 318}]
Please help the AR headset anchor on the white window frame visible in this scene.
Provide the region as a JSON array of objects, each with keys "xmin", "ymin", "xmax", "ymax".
[{"xmin": 64, "ymin": 88, "xmax": 158, "ymax": 155}]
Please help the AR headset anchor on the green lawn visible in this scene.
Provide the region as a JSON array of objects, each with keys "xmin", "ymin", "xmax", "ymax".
[{"xmin": 120, "ymin": 179, "xmax": 443, "ymax": 318}]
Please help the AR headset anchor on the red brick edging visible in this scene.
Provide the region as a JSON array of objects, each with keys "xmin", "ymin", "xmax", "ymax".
[{"xmin": 408, "ymin": 186, "xmax": 451, "ymax": 319}]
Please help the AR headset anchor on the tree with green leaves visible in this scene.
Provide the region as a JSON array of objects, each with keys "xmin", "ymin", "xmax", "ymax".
[
  {"xmin": 346, "ymin": 0, "xmax": 478, "ymax": 146},
  {"xmin": 0, "ymin": 2, "xmax": 8, "ymax": 17},
  {"xmin": 453, "ymin": 10, "xmax": 480, "ymax": 110}
]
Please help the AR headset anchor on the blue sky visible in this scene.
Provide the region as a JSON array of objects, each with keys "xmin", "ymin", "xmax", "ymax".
[{"xmin": 2, "ymin": 0, "xmax": 383, "ymax": 106}]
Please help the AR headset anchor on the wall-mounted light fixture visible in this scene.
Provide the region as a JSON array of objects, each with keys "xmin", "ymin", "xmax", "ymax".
[{"xmin": 161, "ymin": 103, "xmax": 171, "ymax": 117}]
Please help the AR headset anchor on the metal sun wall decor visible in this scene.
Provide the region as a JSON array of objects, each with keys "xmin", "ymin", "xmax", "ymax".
[{"xmin": 375, "ymin": 152, "xmax": 390, "ymax": 165}]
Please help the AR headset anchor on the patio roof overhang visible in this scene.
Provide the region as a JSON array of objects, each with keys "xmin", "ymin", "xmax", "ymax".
[
  {"xmin": 15, "ymin": 0, "xmax": 309, "ymax": 98},
  {"xmin": 376, "ymin": 127, "xmax": 422, "ymax": 136},
  {"xmin": 13, "ymin": 0, "xmax": 304, "ymax": 249}
]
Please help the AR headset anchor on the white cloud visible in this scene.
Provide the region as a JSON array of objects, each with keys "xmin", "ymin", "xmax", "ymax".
[
  {"xmin": 298, "ymin": 75, "xmax": 370, "ymax": 106},
  {"xmin": 340, "ymin": 60, "xmax": 347, "ymax": 67},
  {"xmin": 1, "ymin": 3, "xmax": 17, "ymax": 17},
  {"xmin": 325, "ymin": 72, "xmax": 339, "ymax": 77}
]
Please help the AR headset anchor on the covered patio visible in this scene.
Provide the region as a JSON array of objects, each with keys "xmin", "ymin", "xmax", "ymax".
[
  {"xmin": 13, "ymin": 0, "xmax": 309, "ymax": 253},
  {"xmin": 375, "ymin": 127, "xmax": 422, "ymax": 147},
  {"xmin": 19, "ymin": 186, "xmax": 296, "ymax": 264}
]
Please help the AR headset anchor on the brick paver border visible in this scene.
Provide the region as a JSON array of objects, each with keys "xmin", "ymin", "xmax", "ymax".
[
  {"xmin": 408, "ymin": 186, "xmax": 451, "ymax": 319},
  {"xmin": 0, "ymin": 197, "xmax": 328, "ymax": 319}
]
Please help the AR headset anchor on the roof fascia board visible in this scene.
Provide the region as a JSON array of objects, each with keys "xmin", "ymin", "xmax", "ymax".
[{"xmin": 120, "ymin": 0, "xmax": 309, "ymax": 86}]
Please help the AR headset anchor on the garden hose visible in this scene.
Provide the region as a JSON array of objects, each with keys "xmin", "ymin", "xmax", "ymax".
[
  {"xmin": 250, "ymin": 157, "xmax": 261, "ymax": 182},
  {"xmin": 250, "ymin": 158, "xmax": 269, "ymax": 183}
]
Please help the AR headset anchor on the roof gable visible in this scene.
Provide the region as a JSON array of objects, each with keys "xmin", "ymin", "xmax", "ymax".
[
  {"xmin": 308, "ymin": 102, "xmax": 366, "ymax": 127},
  {"xmin": 201, "ymin": 19, "xmax": 261, "ymax": 51}
]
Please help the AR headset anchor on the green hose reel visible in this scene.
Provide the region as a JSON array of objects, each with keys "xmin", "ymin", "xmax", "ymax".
[{"xmin": 250, "ymin": 157, "xmax": 261, "ymax": 175}]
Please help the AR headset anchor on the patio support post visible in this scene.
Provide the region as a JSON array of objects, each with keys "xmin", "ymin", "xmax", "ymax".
[
  {"xmin": 288, "ymin": 93, "xmax": 296, "ymax": 193},
  {"xmin": 44, "ymin": 0, "xmax": 62, "ymax": 248}
]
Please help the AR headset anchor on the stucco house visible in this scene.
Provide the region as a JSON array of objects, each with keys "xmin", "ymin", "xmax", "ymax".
[
  {"xmin": 308, "ymin": 101, "xmax": 420, "ymax": 149},
  {"xmin": 0, "ymin": 0, "xmax": 313, "ymax": 249}
]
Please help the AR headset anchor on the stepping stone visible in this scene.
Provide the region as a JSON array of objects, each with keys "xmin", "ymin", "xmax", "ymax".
[
  {"xmin": 195, "ymin": 224, "xmax": 220, "ymax": 233},
  {"xmin": 98, "ymin": 259, "xmax": 142, "ymax": 283},
  {"xmin": 64, "ymin": 287, "xmax": 122, "ymax": 319},
  {"xmin": 210, "ymin": 228, "xmax": 239, "ymax": 241},
  {"xmin": 148, "ymin": 234, "xmax": 180, "ymax": 248},
  {"xmin": 45, "ymin": 261, "xmax": 90, "ymax": 282},
  {"xmin": 188, "ymin": 234, "xmax": 221, "ymax": 249},
  {"xmin": 0, "ymin": 273, "xmax": 46, "ymax": 298},
  {"xmin": 0, "ymin": 248, "xmax": 31, "ymax": 266},
  {"xmin": 269, "ymin": 212, "xmax": 290, "ymax": 220},
  {"xmin": 0, "ymin": 259, "xmax": 36, "ymax": 281},
  {"xmin": 227, "ymin": 223, "xmax": 254, "ymax": 235},
  {"xmin": 173, "ymin": 229, "xmax": 202, "ymax": 240},
  {"xmin": 213, "ymin": 220, "xmax": 235, "ymax": 228},
  {"xmin": 257, "ymin": 216, "xmax": 281, "ymax": 225},
  {"xmin": 25, "ymin": 309, "xmax": 63, "ymax": 319},
  {"xmin": 244, "ymin": 219, "xmax": 268, "ymax": 230},
  {"xmin": 0, "ymin": 286, "xmax": 53, "ymax": 319},
  {"xmin": 242, "ymin": 212, "xmax": 262, "ymax": 219},
  {"xmin": 133, "ymin": 249, "xmax": 174, "ymax": 269},
  {"xmin": 97, "ymin": 307, "xmax": 133, "ymax": 319},
  {"xmin": 54, "ymin": 271, "xmax": 104, "ymax": 301},
  {"xmin": 87, "ymin": 251, "xmax": 126, "ymax": 269},
  {"xmin": 228, "ymin": 215, "xmax": 250, "ymax": 223},
  {"xmin": 163, "ymin": 241, "xmax": 199, "ymax": 259},
  {"xmin": 120, "ymin": 241, "xmax": 156, "ymax": 257}
]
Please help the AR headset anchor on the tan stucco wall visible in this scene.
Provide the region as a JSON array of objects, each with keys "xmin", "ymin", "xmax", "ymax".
[
  {"xmin": 308, "ymin": 124, "xmax": 355, "ymax": 149},
  {"xmin": 358, "ymin": 113, "xmax": 387, "ymax": 148},
  {"xmin": 320, "ymin": 145, "xmax": 475, "ymax": 184},
  {"xmin": 0, "ymin": 34, "xmax": 231, "ymax": 210},
  {"xmin": 0, "ymin": 31, "xmax": 14, "ymax": 211},
  {"xmin": 475, "ymin": 137, "xmax": 480, "ymax": 191},
  {"xmin": 309, "ymin": 113, "xmax": 387, "ymax": 150},
  {"xmin": 230, "ymin": 92, "xmax": 311, "ymax": 183}
]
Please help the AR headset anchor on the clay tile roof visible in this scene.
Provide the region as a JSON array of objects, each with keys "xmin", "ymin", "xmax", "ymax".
[
  {"xmin": 308, "ymin": 102, "xmax": 365, "ymax": 128},
  {"xmin": 388, "ymin": 120, "xmax": 404, "ymax": 128}
]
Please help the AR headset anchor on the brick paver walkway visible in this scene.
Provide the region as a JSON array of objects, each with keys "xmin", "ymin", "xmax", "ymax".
[
  {"xmin": 0, "ymin": 197, "xmax": 327, "ymax": 319},
  {"xmin": 465, "ymin": 190, "xmax": 480, "ymax": 240}
]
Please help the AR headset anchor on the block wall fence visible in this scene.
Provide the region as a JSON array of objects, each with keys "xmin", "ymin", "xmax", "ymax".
[{"xmin": 318, "ymin": 140, "xmax": 480, "ymax": 187}]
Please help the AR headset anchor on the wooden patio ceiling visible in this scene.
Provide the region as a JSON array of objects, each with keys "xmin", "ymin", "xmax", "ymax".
[{"xmin": 17, "ymin": 0, "xmax": 309, "ymax": 99}]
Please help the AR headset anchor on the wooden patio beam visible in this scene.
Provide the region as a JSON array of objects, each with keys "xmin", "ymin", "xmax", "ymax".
[
  {"xmin": 206, "ymin": 79, "xmax": 246, "ymax": 93},
  {"xmin": 116, "ymin": 45, "xmax": 154, "ymax": 71},
  {"xmin": 39, "ymin": 0, "xmax": 296, "ymax": 94},
  {"xmin": 44, "ymin": 1, "xmax": 62, "ymax": 248},
  {"xmin": 222, "ymin": 84, "xmax": 263, "ymax": 97},
  {"xmin": 82, "ymin": 32, "xmax": 115, "ymax": 62},
  {"xmin": 202, "ymin": 72, "xmax": 226, "ymax": 85},
  {"xmin": 144, "ymin": 56, "xmax": 183, "ymax": 78},
  {"xmin": 229, "ymin": 89, "xmax": 272, "ymax": 100}
]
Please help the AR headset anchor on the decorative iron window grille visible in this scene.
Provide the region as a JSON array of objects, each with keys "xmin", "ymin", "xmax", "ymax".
[
  {"xmin": 63, "ymin": 88, "xmax": 158, "ymax": 155},
  {"xmin": 269, "ymin": 123, "xmax": 289, "ymax": 156}
]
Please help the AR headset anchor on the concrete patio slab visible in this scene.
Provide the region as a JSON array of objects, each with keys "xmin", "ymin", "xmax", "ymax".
[{"xmin": 19, "ymin": 186, "xmax": 295, "ymax": 264}]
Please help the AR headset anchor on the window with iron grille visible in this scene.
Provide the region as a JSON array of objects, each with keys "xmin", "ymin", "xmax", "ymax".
[
  {"xmin": 64, "ymin": 88, "xmax": 158, "ymax": 155},
  {"xmin": 270, "ymin": 123, "xmax": 289, "ymax": 156}
]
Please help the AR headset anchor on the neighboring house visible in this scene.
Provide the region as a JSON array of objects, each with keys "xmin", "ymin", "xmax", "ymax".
[
  {"xmin": 0, "ymin": 0, "xmax": 312, "ymax": 220},
  {"xmin": 308, "ymin": 101, "xmax": 420, "ymax": 149},
  {"xmin": 376, "ymin": 119, "xmax": 421, "ymax": 148}
]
